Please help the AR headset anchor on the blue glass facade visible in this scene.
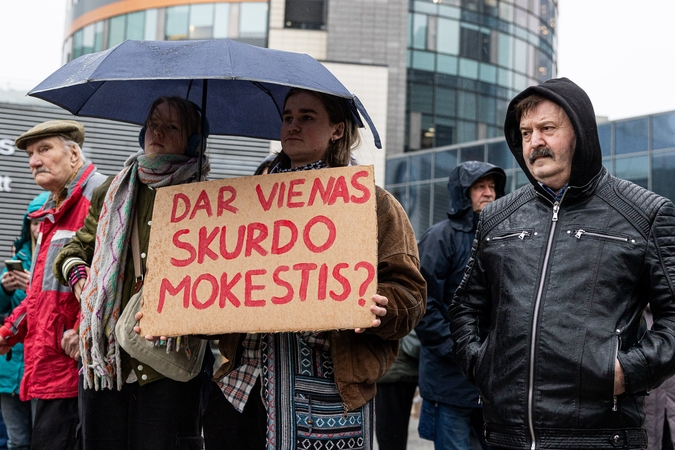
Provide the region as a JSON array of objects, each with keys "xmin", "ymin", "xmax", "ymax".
[
  {"xmin": 386, "ymin": 110, "xmax": 675, "ymax": 237},
  {"xmin": 406, "ymin": 0, "xmax": 557, "ymax": 151}
]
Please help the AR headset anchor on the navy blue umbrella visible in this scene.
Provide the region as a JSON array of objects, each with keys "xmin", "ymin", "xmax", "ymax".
[{"xmin": 28, "ymin": 39, "xmax": 381, "ymax": 150}]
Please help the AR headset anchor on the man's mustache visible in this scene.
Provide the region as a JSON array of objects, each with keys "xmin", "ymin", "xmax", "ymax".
[
  {"xmin": 528, "ymin": 147, "xmax": 554, "ymax": 165},
  {"xmin": 32, "ymin": 168, "xmax": 49, "ymax": 176}
]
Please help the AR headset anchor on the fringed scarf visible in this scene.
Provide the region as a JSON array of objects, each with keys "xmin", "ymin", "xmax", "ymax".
[{"xmin": 80, "ymin": 150, "xmax": 209, "ymax": 390}]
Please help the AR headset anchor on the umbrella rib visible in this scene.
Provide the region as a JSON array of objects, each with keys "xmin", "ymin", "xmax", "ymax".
[
  {"xmin": 72, "ymin": 81, "xmax": 107, "ymax": 116},
  {"xmin": 253, "ymin": 82, "xmax": 283, "ymax": 119},
  {"xmin": 186, "ymin": 79, "xmax": 195, "ymax": 99}
]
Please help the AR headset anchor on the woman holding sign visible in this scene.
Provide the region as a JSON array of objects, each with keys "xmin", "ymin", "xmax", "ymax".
[
  {"xmin": 202, "ymin": 88, "xmax": 427, "ymax": 450},
  {"xmin": 53, "ymin": 96, "xmax": 211, "ymax": 450}
]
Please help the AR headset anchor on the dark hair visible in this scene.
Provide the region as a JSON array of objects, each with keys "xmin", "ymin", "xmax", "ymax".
[
  {"xmin": 254, "ymin": 153, "xmax": 278, "ymax": 175},
  {"xmin": 145, "ymin": 96, "xmax": 203, "ymax": 151},
  {"xmin": 281, "ymin": 88, "xmax": 361, "ymax": 167},
  {"xmin": 514, "ymin": 94, "xmax": 548, "ymax": 123}
]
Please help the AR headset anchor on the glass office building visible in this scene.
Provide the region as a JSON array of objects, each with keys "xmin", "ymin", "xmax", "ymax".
[
  {"xmin": 65, "ymin": 2, "xmax": 269, "ymax": 62},
  {"xmin": 63, "ymin": 0, "xmax": 558, "ymax": 156},
  {"xmin": 406, "ymin": 0, "xmax": 557, "ymax": 151},
  {"xmin": 385, "ymin": 110, "xmax": 675, "ymax": 236}
]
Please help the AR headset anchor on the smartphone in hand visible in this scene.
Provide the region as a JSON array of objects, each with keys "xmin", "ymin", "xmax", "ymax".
[{"xmin": 4, "ymin": 260, "xmax": 23, "ymax": 272}]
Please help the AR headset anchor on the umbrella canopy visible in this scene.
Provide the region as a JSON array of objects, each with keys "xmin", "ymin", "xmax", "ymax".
[{"xmin": 28, "ymin": 39, "xmax": 381, "ymax": 148}]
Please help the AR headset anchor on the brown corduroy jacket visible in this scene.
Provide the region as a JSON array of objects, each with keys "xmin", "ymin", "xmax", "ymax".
[{"xmin": 214, "ymin": 186, "xmax": 427, "ymax": 411}]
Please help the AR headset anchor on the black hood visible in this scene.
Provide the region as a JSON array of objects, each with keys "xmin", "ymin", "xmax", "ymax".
[
  {"xmin": 447, "ymin": 161, "xmax": 506, "ymax": 231},
  {"xmin": 504, "ymin": 77, "xmax": 603, "ymax": 191}
]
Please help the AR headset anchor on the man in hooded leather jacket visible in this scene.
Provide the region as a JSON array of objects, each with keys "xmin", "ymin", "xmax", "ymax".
[
  {"xmin": 449, "ymin": 78, "xmax": 675, "ymax": 450},
  {"xmin": 416, "ymin": 161, "xmax": 505, "ymax": 450}
]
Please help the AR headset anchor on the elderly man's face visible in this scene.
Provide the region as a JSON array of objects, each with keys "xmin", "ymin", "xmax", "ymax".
[
  {"xmin": 469, "ymin": 175, "xmax": 496, "ymax": 213},
  {"xmin": 520, "ymin": 99, "xmax": 576, "ymax": 191},
  {"xmin": 26, "ymin": 136, "xmax": 80, "ymax": 194}
]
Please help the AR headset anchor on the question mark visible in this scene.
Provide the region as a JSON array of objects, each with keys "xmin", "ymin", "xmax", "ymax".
[{"xmin": 354, "ymin": 261, "xmax": 375, "ymax": 307}]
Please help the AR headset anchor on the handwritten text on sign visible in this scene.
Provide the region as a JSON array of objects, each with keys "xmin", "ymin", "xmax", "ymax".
[{"xmin": 140, "ymin": 165, "xmax": 378, "ymax": 336}]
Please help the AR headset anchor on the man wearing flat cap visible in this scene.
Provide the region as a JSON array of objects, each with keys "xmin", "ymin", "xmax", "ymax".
[{"xmin": 0, "ymin": 120, "xmax": 105, "ymax": 450}]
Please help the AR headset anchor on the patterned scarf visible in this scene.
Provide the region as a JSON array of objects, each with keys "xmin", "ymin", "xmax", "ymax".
[{"xmin": 80, "ymin": 150, "xmax": 209, "ymax": 390}]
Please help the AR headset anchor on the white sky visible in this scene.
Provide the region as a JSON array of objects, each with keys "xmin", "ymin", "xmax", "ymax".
[{"xmin": 1, "ymin": 0, "xmax": 675, "ymax": 121}]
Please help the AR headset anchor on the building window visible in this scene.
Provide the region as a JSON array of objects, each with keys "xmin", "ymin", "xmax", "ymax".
[
  {"xmin": 284, "ymin": 0, "xmax": 326, "ymax": 30},
  {"xmin": 144, "ymin": 9, "xmax": 158, "ymax": 40},
  {"xmin": 652, "ymin": 113, "xmax": 675, "ymax": 150},
  {"xmin": 437, "ymin": 18, "xmax": 460, "ymax": 55},
  {"xmin": 411, "ymin": 13, "xmax": 427, "ymax": 50},
  {"xmin": 460, "ymin": 26, "xmax": 491, "ymax": 62},
  {"xmin": 653, "ymin": 151, "xmax": 675, "ymax": 200},
  {"xmin": 189, "ymin": 4, "xmax": 214, "ymax": 39},
  {"xmin": 166, "ymin": 5, "xmax": 189, "ymax": 40},
  {"xmin": 126, "ymin": 11, "xmax": 145, "ymax": 41},
  {"xmin": 615, "ymin": 155, "xmax": 648, "ymax": 189},
  {"xmin": 615, "ymin": 118, "xmax": 648, "ymax": 155},
  {"xmin": 213, "ymin": 3, "xmax": 230, "ymax": 38},
  {"xmin": 597, "ymin": 124, "xmax": 611, "ymax": 157},
  {"xmin": 108, "ymin": 15, "xmax": 126, "ymax": 47},
  {"xmin": 240, "ymin": 3, "xmax": 268, "ymax": 46}
]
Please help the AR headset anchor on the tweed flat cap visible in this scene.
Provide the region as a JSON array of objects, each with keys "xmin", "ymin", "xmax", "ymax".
[{"xmin": 15, "ymin": 120, "xmax": 85, "ymax": 150}]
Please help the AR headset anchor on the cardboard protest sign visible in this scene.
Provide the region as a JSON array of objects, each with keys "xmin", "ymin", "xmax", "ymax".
[{"xmin": 140, "ymin": 165, "xmax": 378, "ymax": 336}]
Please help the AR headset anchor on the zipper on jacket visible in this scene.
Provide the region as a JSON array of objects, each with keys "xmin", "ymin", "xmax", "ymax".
[
  {"xmin": 488, "ymin": 230, "xmax": 532, "ymax": 241},
  {"xmin": 527, "ymin": 198, "xmax": 563, "ymax": 450},
  {"xmin": 572, "ymin": 229, "xmax": 632, "ymax": 243}
]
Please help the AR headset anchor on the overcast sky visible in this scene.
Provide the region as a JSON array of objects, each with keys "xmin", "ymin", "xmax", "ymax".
[{"xmin": 1, "ymin": 0, "xmax": 674, "ymax": 121}]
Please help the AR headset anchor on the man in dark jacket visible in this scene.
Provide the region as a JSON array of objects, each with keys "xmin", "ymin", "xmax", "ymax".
[
  {"xmin": 450, "ymin": 77, "xmax": 675, "ymax": 450},
  {"xmin": 416, "ymin": 161, "xmax": 505, "ymax": 450}
]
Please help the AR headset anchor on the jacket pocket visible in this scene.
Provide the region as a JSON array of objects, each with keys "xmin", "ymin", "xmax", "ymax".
[
  {"xmin": 486, "ymin": 229, "xmax": 533, "ymax": 243},
  {"xmin": 293, "ymin": 376, "xmax": 364, "ymax": 438},
  {"xmin": 568, "ymin": 229, "xmax": 634, "ymax": 245}
]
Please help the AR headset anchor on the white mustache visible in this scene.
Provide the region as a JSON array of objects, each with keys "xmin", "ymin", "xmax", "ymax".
[{"xmin": 32, "ymin": 168, "xmax": 49, "ymax": 176}]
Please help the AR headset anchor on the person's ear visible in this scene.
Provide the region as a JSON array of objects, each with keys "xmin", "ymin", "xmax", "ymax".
[
  {"xmin": 69, "ymin": 145, "xmax": 81, "ymax": 165},
  {"xmin": 332, "ymin": 122, "xmax": 345, "ymax": 141}
]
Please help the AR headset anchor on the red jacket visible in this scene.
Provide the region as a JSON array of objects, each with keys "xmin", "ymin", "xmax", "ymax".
[{"xmin": 0, "ymin": 162, "xmax": 106, "ymax": 400}]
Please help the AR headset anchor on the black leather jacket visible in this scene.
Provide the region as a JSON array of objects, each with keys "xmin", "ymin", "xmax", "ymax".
[{"xmin": 450, "ymin": 78, "xmax": 675, "ymax": 449}]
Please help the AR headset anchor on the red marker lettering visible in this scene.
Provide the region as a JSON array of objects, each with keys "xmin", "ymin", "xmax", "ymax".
[
  {"xmin": 158, "ymin": 276, "xmax": 191, "ymax": 313},
  {"xmin": 287, "ymin": 178, "xmax": 306, "ymax": 208},
  {"xmin": 192, "ymin": 274, "xmax": 218, "ymax": 310},
  {"xmin": 350, "ymin": 170, "xmax": 371, "ymax": 204},
  {"xmin": 330, "ymin": 263, "xmax": 351, "ymax": 301},
  {"xmin": 293, "ymin": 263, "xmax": 318, "ymax": 301},
  {"xmin": 198, "ymin": 226, "xmax": 219, "ymax": 263},
  {"xmin": 219, "ymin": 272, "xmax": 242, "ymax": 307},
  {"xmin": 303, "ymin": 216, "xmax": 336, "ymax": 253},
  {"xmin": 218, "ymin": 185, "xmax": 238, "ymax": 215},
  {"xmin": 271, "ymin": 220, "xmax": 298, "ymax": 255},
  {"xmin": 171, "ymin": 229, "xmax": 196, "ymax": 267},
  {"xmin": 271, "ymin": 266, "xmax": 293, "ymax": 304},
  {"xmin": 190, "ymin": 190, "xmax": 213, "ymax": 220},
  {"xmin": 328, "ymin": 176, "xmax": 350, "ymax": 205},
  {"xmin": 255, "ymin": 183, "xmax": 278, "ymax": 211},
  {"xmin": 245, "ymin": 223, "xmax": 268, "ymax": 257},
  {"xmin": 308, "ymin": 176, "xmax": 335, "ymax": 206},
  {"xmin": 245, "ymin": 269, "xmax": 267, "ymax": 307},
  {"xmin": 220, "ymin": 225, "xmax": 245, "ymax": 260},
  {"xmin": 171, "ymin": 193, "xmax": 190, "ymax": 223}
]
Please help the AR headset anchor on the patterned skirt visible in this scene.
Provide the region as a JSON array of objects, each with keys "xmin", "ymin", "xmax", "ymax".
[{"xmin": 262, "ymin": 333, "xmax": 374, "ymax": 450}]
